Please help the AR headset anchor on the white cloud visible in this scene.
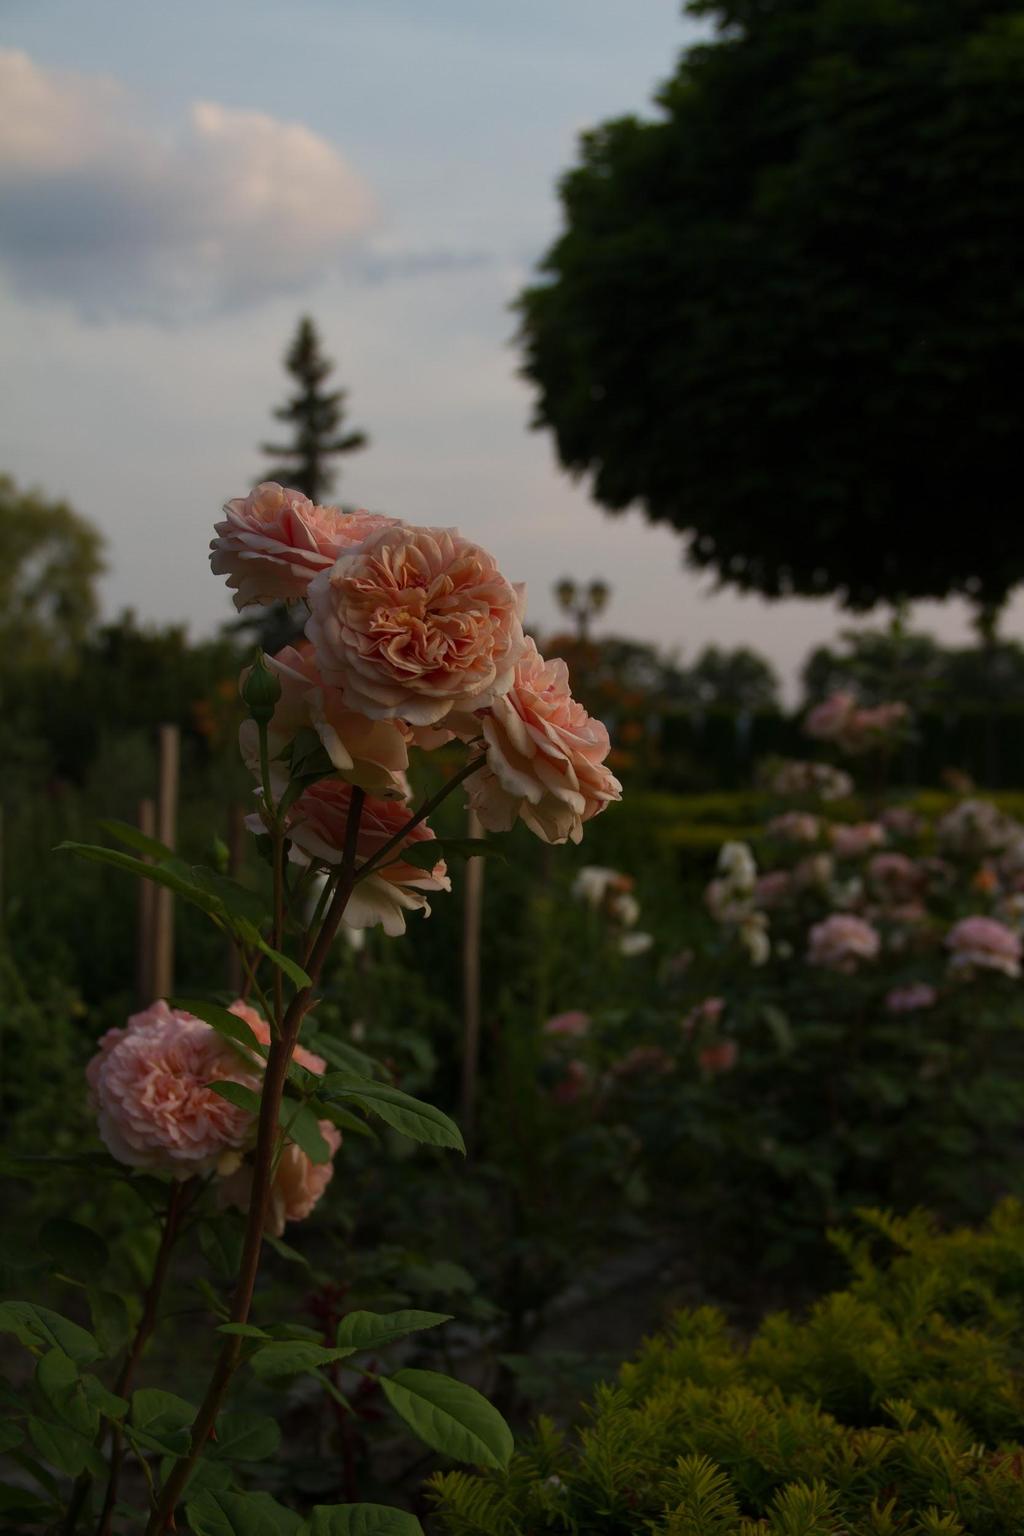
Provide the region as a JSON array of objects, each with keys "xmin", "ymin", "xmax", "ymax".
[{"xmin": 0, "ymin": 49, "xmax": 376, "ymax": 320}]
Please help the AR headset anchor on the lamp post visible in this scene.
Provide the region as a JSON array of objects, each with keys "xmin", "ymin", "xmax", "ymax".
[{"xmin": 554, "ymin": 577, "xmax": 610, "ymax": 642}]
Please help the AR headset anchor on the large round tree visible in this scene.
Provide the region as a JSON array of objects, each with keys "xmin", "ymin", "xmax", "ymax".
[{"xmin": 518, "ymin": 0, "xmax": 1024, "ymax": 611}]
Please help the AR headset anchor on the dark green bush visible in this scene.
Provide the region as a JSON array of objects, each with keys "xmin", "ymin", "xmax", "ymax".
[{"xmin": 430, "ymin": 1202, "xmax": 1024, "ymax": 1534}]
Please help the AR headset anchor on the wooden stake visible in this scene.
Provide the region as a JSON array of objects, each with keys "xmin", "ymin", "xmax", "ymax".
[
  {"xmin": 460, "ymin": 806, "xmax": 485, "ymax": 1157},
  {"xmin": 136, "ymin": 798, "xmax": 156, "ymax": 1004},
  {"xmin": 152, "ymin": 724, "xmax": 180, "ymax": 1001}
]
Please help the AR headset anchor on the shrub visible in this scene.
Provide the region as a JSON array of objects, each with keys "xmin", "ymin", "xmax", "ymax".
[{"xmin": 430, "ymin": 1202, "xmax": 1024, "ymax": 1535}]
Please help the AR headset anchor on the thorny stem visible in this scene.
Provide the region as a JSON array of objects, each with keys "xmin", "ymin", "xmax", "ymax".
[
  {"xmin": 61, "ymin": 1181, "xmax": 192, "ymax": 1535},
  {"xmin": 146, "ymin": 755, "xmax": 487, "ymax": 1534}
]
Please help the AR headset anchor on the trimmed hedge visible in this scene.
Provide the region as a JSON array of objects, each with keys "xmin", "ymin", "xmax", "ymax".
[{"xmin": 430, "ymin": 1202, "xmax": 1024, "ymax": 1534}]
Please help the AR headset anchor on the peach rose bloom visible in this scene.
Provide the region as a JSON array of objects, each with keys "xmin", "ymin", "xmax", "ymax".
[
  {"xmin": 543, "ymin": 1010, "xmax": 592, "ymax": 1039},
  {"xmin": 238, "ymin": 642, "xmax": 410, "ymax": 802},
  {"xmin": 306, "ymin": 523, "xmax": 527, "ymax": 726},
  {"xmin": 280, "ymin": 779, "xmax": 451, "ymax": 936},
  {"xmin": 946, "ymin": 915, "xmax": 1022, "ymax": 978},
  {"xmin": 211, "ymin": 482, "xmax": 396, "ymax": 609},
  {"xmin": 807, "ymin": 913, "xmax": 880, "ymax": 972},
  {"xmin": 226, "ymin": 999, "xmax": 326, "ymax": 1077},
  {"xmin": 219, "ymin": 1121, "xmax": 342, "ymax": 1236},
  {"xmin": 87, "ymin": 1002, "xmax": 260, "ymax": 1176},
  {"xmin": 465, "ymin": 639, "xmax": 621, "ymax": 846}
]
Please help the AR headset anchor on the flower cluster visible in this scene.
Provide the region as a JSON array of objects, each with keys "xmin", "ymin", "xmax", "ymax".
[
  {"xmin": 705, "ymin": 842, "xmax": 770, "ymax": 965},
  {"xmin": 215, "ymin": 485, "xmax": 620, "ymax": 886},
  {"xmin": 571, "ymin": 865, "xmax": 653, "ymax": 956},
  {"xmin": 804, "ymin": 690, "xmax": 909, "ymax": 755},
  {"xmin": 806, "ymin": 913, "xmax": 881, "ymax": 972},
  {"xmin": 761, "ymin": 758, "xmax": 854, "ymax": 802},
  {"xmin": 87, "ymin": 1000, "xmax": 341, "ymax": 1234}
]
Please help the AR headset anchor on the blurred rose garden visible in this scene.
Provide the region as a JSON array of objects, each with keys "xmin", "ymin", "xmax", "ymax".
[{"xmin": 5, "ymin": 2, "xmax": 1024, "ymax": 1533}]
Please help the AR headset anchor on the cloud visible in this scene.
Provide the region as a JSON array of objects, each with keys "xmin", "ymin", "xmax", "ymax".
[{"xmin": 0, "ymin": 49, "xmax": 377, "ymax": 320}]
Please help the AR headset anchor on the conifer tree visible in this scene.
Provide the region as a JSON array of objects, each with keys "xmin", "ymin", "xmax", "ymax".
[{"xmin": 261, "ymin": 316, "xmax": 368, "ymax": 503}]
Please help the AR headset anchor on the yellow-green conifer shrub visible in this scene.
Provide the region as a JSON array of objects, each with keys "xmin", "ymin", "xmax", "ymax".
[{"xmin": 430, "ymin": 1203, "xmax": 1024, "ymax": 1534}]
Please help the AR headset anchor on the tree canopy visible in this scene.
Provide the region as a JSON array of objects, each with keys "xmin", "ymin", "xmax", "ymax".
[
  {"xmin": 0, "ymin": 475, "xmax": 105, "ymax": 673},
  {"xmin": 518, "ymin": 0, "xmax": 1024, "ymax": 612}
]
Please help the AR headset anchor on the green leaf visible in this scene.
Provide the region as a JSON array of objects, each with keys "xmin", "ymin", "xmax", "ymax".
[
  {"xmin": 36, "ymin": 1349, "xmax": 96, "ymax": 1437},
  {"xmin": 128, "ymin": 1388, "xmax": 196, "ymax": 1456},
  {"xmin": 0, "ymin": 1301, "xmax": 100, "ymax": 1363},
  {"xmin": 40, "ymin": 1218, "xmax": 109, "ymax": 1278},
  {"xmin": 309, "ymin": 1099, "xmax": 379, "ymax": 1141},
  {"xmin": 55, "ymin": 842, "xmax": 223, "ymax": 916},
  {"xmin": 27, "ymin": 1415, "xmax": 101, "ymax": 1477},
  {"xmin": 335, "ymin": 1310, "xmax": 451, "ymax": 1353},
  {"xmin": 208, "ymin": 1411, "xmax": 281, "ymax": 1463},
  {"xmin": 306, "ymin": 1506, "xmax": 425, "ymax": 1535},
  {"xmin": 379, "ymin": 1370, "xmax": 513, "ymax": 1470},
  {"xmin": 0, "ymin": 1481, "xmax": 54, "ymax": 1517},
  {"xmin": 263, "ymin": 1233, "xmax": 310, "ymax": 1268},
  {"xmin": 0, "ymin": 1423, "xmax": 23, "ymax": 1453},
  {"xmin": 88, "ymin": 1286, "xmax": 132, "ymax": 1356},
  {"xmin": 199, "ymin": 1216, "xmax": 246, "ymax": 1280},
  {"xmin": 97, "ymin": 817, "xmax": 178, "ymax": 863},
  {"xmin": 176, "ymin": 999, "xmax": 265, "ymax": 1053},
  {"xmin": 251, "ymin": 935, "xmax": 312, "ymax": 989},
  {"xmin": 280, "ymin": 1100, "xmax": 331, "ymax": 1164},
  {"xmin": 249, "ymin": 1342, "xmax": 353, "ymax": 1379},
  {"xmin": 80, "ymin": 1375, "xmax": 129, "ymax": 1421},
  {"xmin": 216, "ymin": 1323, "xmax": 270, "ymax": 1340},
  {"xmin": 304, "ymin": 1033, "xmax": 382, "ymax": 1079},
  {"xmin": 319, "ymin": 1078, "xmax": 464, "ymax": 1153},
  {"xmin": 186, "ymin": 1489, "xmax": 305, "ymax": 1535},
  {"xmin": 208, "ymin": 1081, "xmax": 262, "ymax": 1116}
]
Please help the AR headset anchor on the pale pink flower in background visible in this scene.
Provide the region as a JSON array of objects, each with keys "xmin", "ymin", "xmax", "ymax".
[
  {"xmin": 937, "ymin": 798, "xmax": 1020, "ymax": 857},
  {"xmin": 619, "ymin": 931, "xmax": 654, "ymax": 957},
  {"xmin": 831, "ymin": 821, "xmax": 887, "ymax": 860},
  {"xmin": 868, "ymin": 851, "xmax": 921, "ymax": 902},
  {"xmin": 807, "ymin": 913, "xmax": 881, "ymax": 972},
  {"xmin": 842, "ymin": 701, "xmax": 909, "ymax": 753},
  {"xmin": 219, "ymin": 1122, "xmax": 342, "ymax": 1236},
  {"xmin": 885, "ymin": 983, "xmax": 938, "ymax": 1014},
  {"xmin": 794, "ymin": 853, "xmax": 835, "ymax": 889},
  {"xmin": 238, "ymin": 643, "xmax": 410, "ymax": 801},
  {"xmin": 227, "ymin": 1000, "xmax": 326, "ymax": 1077},
  {"xmin": 465, "ymin": 639, "xmax": 621, "ymax": 845},
  {"xmin": 612, "ymin": 1045, "xmax": 675, "ymax": 1078},
  {"xmin": 698, "ymin": 1040, "xmax": 739, "ymax": 1076},
  {"xmin": 882, "ymin": 806, "xmax": 922, "ymax": 839},
  {"xmin": 767, "ymin": 811, "xmax": 821, "ymax": 844},
  {"xmin": 543, "ymin": 1010, "xmax": 592, "ymax": 1039},
  {"xmin": 212, "ymin": 483, "xmax": 395, "ymax": 609},
  {"xmin": 763, "ymin": 759, "xmax": 853, "ymax": 801},
  {"xmin": 681, "ymin": 997, "xmax": 725, "ymax": 1037},
  {"xmin": 87, "ymin": 1002, "xmax": 259, "ymax": 1176},
  {"xmin": 754, "ymin": 872, "xmax": 793, "ymax": 910},
  {"xmin": 306, "ymin": 522, "xmax": 527, "ymax": 725},
  {"xmin": 278, "ymin": 780, "xmax": 450, "ymax": 936},
  {"xmin": 804, "ymin": 691, "xmax": 857, "ymax": 743},
  {"xmin": 946, "ymin": 915, "xmax": 1022, "ymax": 978},
  {"xmin": 551, "ymin": 1059, "xmax": 592, "ymax": 1105}
]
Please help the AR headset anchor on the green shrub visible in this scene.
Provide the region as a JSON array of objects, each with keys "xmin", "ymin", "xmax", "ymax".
[{"xmin": 430, "ymin": 1203, "xmax": 1024, "ymax": 1534}]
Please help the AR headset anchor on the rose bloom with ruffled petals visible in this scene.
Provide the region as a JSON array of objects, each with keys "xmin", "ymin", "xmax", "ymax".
[
  {"xmin": 831, "ymin": 821, "xmax": 887, "ymax": 860},
  {"xmin": 239, "ymin": 643, "xmax": 410, "ymax": 802},
  {"xmin": 804, "ymin": 691, "xmax": 858, "ymax": 743},
  {"xmin": 280, "ymin": 779, "xmax": 450, "ymax": 936},
  {"xmin": 211, "ymin": 482, "xmax": 396, "ymax": 609},
  {"xmin": 868, "ymin": 851, "xmax": 921, "ymax": 902},
  {"xmin": 885, "ymin": 983, "xmax": 938, "ymax": 1014},
  {"xmin": 219, "ymin": 1122, "xmax": 342, "ymax": 1237},
  {"xmin": 306, "ymin": 522, "xmax": 527, "ymax": 726},
  {"xmin": 226, "ymin": 999, "xmax": 326, "ymax": 1077},
  {"xmin": 87, "ymin": 1002, "xmax": 260, "ymax": 1176},
  {"xmin": 946, "ymin": 915, "xmax": 1022, "ymax": 978},
  {"xmin": 767, "ymin": 812, "xmax": 821, "ymax": 844},
  {"xmin": 464, "ymin": 639, "xmax": 621, "ymax": 846},
  {"xmin": 807, "ymin": 913, "xmax": 881, "ymax": 972},
  {"xmin": 543, "ymin": 1010, "xmax": 592, "ymax": 1039},
  {"xmin": 754, "ymin": 871, "xmax": 793, "ymax": 910}
]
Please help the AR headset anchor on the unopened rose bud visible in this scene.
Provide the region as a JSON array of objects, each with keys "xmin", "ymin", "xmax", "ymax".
[{"xmin": 241, "ymin": 652, "xmax": 281, "ymax": 725}]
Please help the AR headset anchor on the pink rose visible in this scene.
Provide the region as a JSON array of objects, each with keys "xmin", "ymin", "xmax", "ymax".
[
  {"xmin": 698, "ymin": 1040, "xmax": 739, "ymax": 1076},
  {"xmin": 211, "ymin": 482, "xmax": 395, "ymax": 609},
  {"xmin": 306, "ymin": 523, "xmax": 527, "ymax": 726},
  {"xmin": 238, "ymin": 643, "xmax": 410, "ymax": 802},
  {"xmin": 464, "ymin": 639, "xmax": 621, "ymax": 846},
  {"xmin": 804, "ymin": 691, "xmax": 857, "ymax": 743},
  {"xmin": 219, "ymin": 1121, "xmax": 342, "ymax": 1236},
  {"xmin": 543, "ymin": 1010, "xmax": 592, "ymax": 1039},
  {"xmin": 681, "ymin": 997, "xmax": 726, "ymax": 1038},
  {"xmin": 946, "ymin": 915, "xmax": 1022, "ymax": 978},
  {"xmin": 843, "ymin": 702, "xmax": 909, "ymax": 753},
  {"xmin": 807, "ymin": 913, "xmax": 880, "ymax": 972},
  {"xmin": 754, "ymin": 872, "xmax": 792, "ymax": 910},
  {"xmin": 87, "ymin": 1002, "xmax": 260, "ymax": 1176},
  {"xmin": 280, "ymin": 780, "xmax": 451, "ymax": 936},
  {"xmin": 868, "ymin": 852, "xmax": 921, "ymax": 902},
  {"xmin": 766, "ymin": 812, "xmax": 821, "ymax": 844},
  {"xmin": 885, "ymin": 983, "xmax": 938, "ymax": 1014},
  {"xmin": 794, "ymin": 853, "xmax": 835, "ymax": 890},
  {"xmin": 612, "ymin": 1045, "xmax": 676, "ymax": 1078},
  {"xmin": 831, "ymin": 822, "xmax": 887, "ymax": 860},
  {"xmin": 226, "ymin": 999, "xmax": 326, "ymax": 1078},
  {"xmin": 551, "ymin": 1059, "xmax": 592, "ymax": 1105},
  {"xmin": 881, "ymin": 806, "xmax": 922, "ymax": 838}
]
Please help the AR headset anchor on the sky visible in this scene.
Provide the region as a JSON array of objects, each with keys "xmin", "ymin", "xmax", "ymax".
[{"xmin": 1, "ymin": 0, "xmax": 1017, "ymax": 702}]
